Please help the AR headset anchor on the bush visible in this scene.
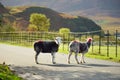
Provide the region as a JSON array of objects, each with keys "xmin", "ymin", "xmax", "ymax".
[
  {"xmin": 0, "ymin": 24, "xmax": 15, "ymax": 32},
  {"xmin": 0, "ymin": 64, "xmax": 22, "ymax": 80}
]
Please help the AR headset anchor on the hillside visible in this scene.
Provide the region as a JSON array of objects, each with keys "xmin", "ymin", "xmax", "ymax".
[
  {"xmin": 0, "ymin": 2, "xmax": 102, "ymax": 32},
  {"xmin": 1, "ymin": 0, "xmax": 120, "ymax": 33},
  {"xmin": 12, "ymin": 6, "xmax": 102, "ymax": 32}
]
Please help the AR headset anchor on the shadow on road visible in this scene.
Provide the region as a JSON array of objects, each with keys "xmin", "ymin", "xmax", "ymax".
[
  {"xmin": 37, "ymin": 62, "xmax": 120, "ymax": 68},
  {"xmin": 37, "ymin": 63, "xmax": 91, "ymax": 68},
  {"xmin": 10, "ymin": 64, "xmax": 120, "ymax": 80},
  {"xmin": 83, "ymin": 63, "xmax": 120, "ymax": 67}
]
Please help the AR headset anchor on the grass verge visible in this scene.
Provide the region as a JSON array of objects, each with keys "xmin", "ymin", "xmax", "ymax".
[{"xmin": 0, "ymin": 64, "xmax": 22, "ymax": 80}]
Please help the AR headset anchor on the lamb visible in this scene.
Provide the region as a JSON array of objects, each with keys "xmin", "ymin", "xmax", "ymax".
[
  {"xmin": 68, "ymin": 38, "xmax": 92, "ymax": 64},
  {"xmin": 34, "ymin": 37, "xmax": 62, "ymax": 64}
]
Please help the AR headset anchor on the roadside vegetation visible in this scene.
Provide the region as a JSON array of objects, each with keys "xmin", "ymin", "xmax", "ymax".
[{"xmin": 0, "ymin": 64, "xmax": 22, "ymax": 80}]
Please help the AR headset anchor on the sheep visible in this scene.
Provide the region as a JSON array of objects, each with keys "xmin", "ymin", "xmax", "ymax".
[
  {"xmin": 68, "ymin": 38, "xmax": 92, "ymax": 64},
  {"xmin": 34, "ymin": 37, "xmax": 62, "ymax": 64}
]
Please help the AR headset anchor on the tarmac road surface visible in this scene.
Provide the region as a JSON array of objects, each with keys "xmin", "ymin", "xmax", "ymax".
[{"xmin": 0, "ymin": 44, "xmax": 120, "ymax": 80}]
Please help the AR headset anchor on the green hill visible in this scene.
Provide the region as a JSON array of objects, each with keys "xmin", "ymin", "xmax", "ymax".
[
  {"xmin": 0, "ymin": 2, "xmax": 102, "ymax": 32},
  {"xmin": 13, "ymin": 6, "xmax": 102, "ymax": 32}
]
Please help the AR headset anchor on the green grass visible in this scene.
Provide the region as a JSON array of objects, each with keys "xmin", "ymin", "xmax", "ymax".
[
  {"xmin": 88, "ymin": 46, "xmax": 120, "ymax": 62},
  {"xmin": 0, "ymin": 64, "xmax": 22, "ymax": 80}
]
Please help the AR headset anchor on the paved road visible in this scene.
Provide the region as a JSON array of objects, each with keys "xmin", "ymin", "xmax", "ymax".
[{"xmin": 0, "ymin": 44, "xmax": 120, "ymax": 80}]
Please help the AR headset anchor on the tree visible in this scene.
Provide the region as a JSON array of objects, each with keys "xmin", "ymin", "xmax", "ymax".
[
  {"xmin": 0, "ymin": 24, "xmax": 15, "ymax": 32},
  {"xmin": 29, "ymin": 13, "xmax": 50, "ymax": 32},
  {"xmin": 59, "ymin": 28, "xmax": 70, "ymax": 34},
  {"xmin": 27, "ymin": 24, "xmax": 38, "ymax": 31},
  {"xmin": 59, "ymin": 28, "xmax": 70, "ymax": 39}
]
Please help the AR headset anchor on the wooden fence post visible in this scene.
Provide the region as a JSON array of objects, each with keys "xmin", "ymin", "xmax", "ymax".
[
  {"xmin": 91, "ymin": 34, "xmax": 94, "ymax": 53},
  {"xmin": 63, "ymin": 33, "xmax": 65, "ymax": 51},
  {"xmin": 107, "ymin": 30, "xmax": 109, "ymax": 57},
  {"xmin": 99, "ymin": 31, "xmax": 101, "ymax": 54},
  {"xmin": 115, "ymin": 30, "xmax": 118, "ymax": 57}
]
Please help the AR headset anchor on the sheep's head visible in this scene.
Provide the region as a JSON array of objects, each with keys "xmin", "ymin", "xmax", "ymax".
[
  {"xmin": 55, "ymin": 37, "xmax": 62, "ymax": 45},
  {"xmin": 87, "ymin": 38, "xmax": 92, "ymax": 43}
]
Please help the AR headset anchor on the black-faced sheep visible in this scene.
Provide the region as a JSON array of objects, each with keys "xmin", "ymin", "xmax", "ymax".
[
  {"xmin": 68, "ymin": 38, "xmax": 92, "ymax": 64},
  {"xmin": 34, "ymin": 37, "xmax": 62, "ymax": 64}
]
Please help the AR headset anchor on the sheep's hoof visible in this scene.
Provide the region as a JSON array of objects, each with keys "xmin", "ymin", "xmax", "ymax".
[
  {"xmin": 53, "ymin": 62, "xmax": 56, "ymax": 64},
  {"xmin": 36, "ymin": 63, "xmax": 39, "ymax": 64},
  {"xmin": 83, "ymin": 61, "xmax": 86, "ymax": 63},
  {"xmin": 77, "ymin": 62, "xmax": 80, "ymax": 64},
  {"xmin": 80, "ymin": 62, "xmax": 83, "ymax": 64},
  {"xmin": 68, "ymin": 61, "xmax": 70, "ymax": 64},
  {"xmin": 36, "ymin": 62, "xmax": 39, "ymax": 64},
  {"xmin": 80, "ymin": 61, "xmax": 85, "ymax": 64}
]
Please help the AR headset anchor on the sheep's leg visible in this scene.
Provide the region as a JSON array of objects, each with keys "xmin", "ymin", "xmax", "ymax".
[
  {"xmin": 75, "ymin": 53, "xmax": 79, "ymax": 64},
  {"xmin": 35, "ymin": 52, "xmax": 40, "ymax": 64},
  {"xmin": 51, "ymin": 53, "xmax": 56, "ymax": 64},
  {"xmin": 82, "ymin": 53, "xmax": 85, "ymax": 63},
  {"xmin": 80, "ymin": 53, "xmax": 83, "ymax": 63},
  {"xmin": 80, "ymin": 53, "xmax": 85, "ymax": 63},
  {"xmin": 68, "ymin": 52, "xmax": 72, "ymax": 64}
]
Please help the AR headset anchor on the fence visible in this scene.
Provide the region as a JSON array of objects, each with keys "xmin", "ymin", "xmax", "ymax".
[{"xmin": 0, "ymin": 30, "xmax": 120, "ymax": 58}]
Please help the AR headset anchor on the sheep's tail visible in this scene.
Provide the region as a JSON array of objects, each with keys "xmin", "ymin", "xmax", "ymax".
[
  {"xmin": 33, "ymin": 41, "xmax": 42, "ymax": 52},
  {"xmin": 33, "ymin": 42, "xmax": 38, "ymax": 51},
  {"xmin": 33, "ymin": 40, "xmax": 41, "ymax": 51}
]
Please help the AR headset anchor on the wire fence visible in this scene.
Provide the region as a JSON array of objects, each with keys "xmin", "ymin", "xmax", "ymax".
[{"xmin": 0, "ymin": 30, "xmax": 120, "ymax": 58}]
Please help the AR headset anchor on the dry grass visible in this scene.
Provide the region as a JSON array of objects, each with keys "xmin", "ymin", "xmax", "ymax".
[
  {"xmin": 101, "ymin": 25, "xmax": 120, "ymax": 34},
  {"xmin": 8, "ymin": 6, "xmax": 29, "ymax": 14}
]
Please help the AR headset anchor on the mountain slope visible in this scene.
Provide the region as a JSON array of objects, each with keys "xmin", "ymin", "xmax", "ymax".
[
  {"xmin": 13, "ymin": 6, "xmax": 101, "ymax": 32},
  {"xmin": 0, "ymin": 2, "xmax": 102, "ymax": 33}
]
